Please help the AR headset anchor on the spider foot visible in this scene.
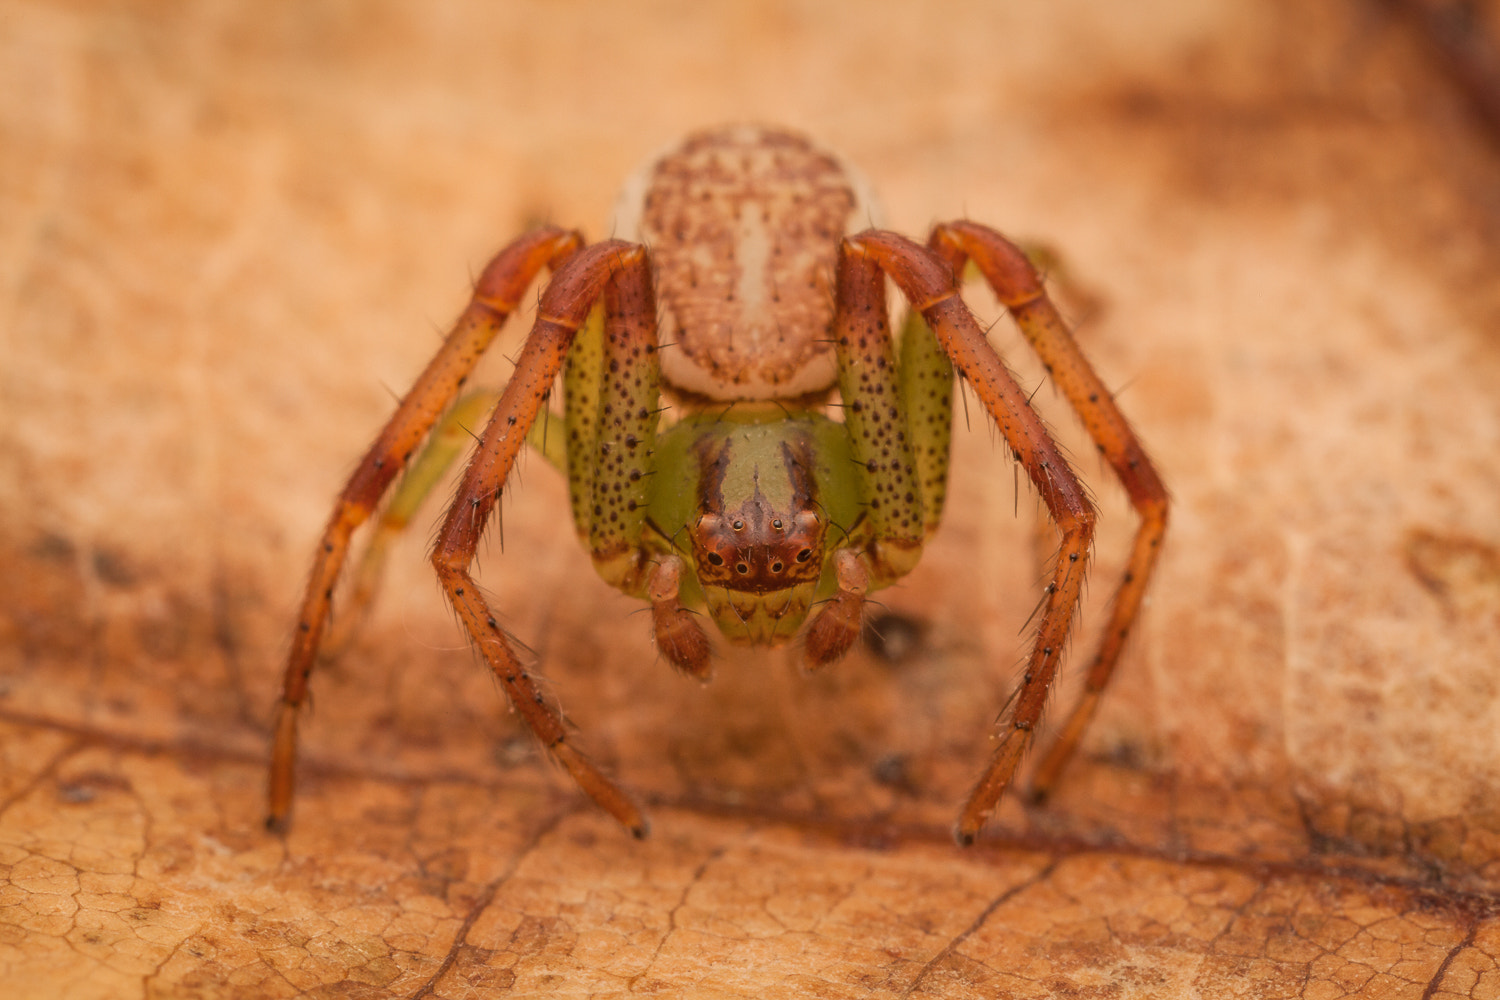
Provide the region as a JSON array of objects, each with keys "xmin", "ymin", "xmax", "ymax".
[
  {"xmin": 652, "ymin": 602, "xmax": 712, "ymax": 679},
  {"xmin": 648, "ymin": 556, "xmax": 712, "ymax": 679},
  {"xmin": 803, "ymin": 590, "xmax": 864, "ymax": 669},
  {"xmin": 802, "ymin": 549, "xmax": 869, "ymax": 670}
]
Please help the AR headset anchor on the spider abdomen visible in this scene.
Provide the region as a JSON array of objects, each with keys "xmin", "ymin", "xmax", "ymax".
[{"xmin": 612, "ymin": 125, "xmax": 880, "ymax": 402}]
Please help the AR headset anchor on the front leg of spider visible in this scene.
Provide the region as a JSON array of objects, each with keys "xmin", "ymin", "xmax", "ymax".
[
  {"xmin": 429, "ymin": 240, "xmax": 656, "ymax": 838},
  {"xmin": 802, "ymin": 238, "xmax": 939, "ymax": 667},
  {"xmin": 266, "ymin": 227, "xmax": 582, "ymax": 833},
  {"xmin": 839, "ymin": 230, "xmax": 1099, "ymax": 845}
]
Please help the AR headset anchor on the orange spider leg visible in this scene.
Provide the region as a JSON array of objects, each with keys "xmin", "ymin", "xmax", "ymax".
[
  {"xmin": 430, "ymin": 240, "xmax": 652, "ymax": 838},
  {"xmin": 266, "ymin": 226, "xmax": 583, "ymax": 832},
  {"xmin": 843, "ymin": 230, "xmax": 1098, "ymax": 845},
  {"xmin": 930, "ymin": 221, "xmax": 1169, "ymax": 802}
]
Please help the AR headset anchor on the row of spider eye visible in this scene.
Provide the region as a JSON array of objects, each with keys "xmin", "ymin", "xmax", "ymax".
[
  {"xmin": 725, "ymin": 515, "xmax": 819, "ymax": 534},
  {"xmin": 702, "ymin": 547, "xmax": 816, "ymax": 573},
  {"xmin": 693, "ymin": 511, "xmax": 821, "ymax": 575}
]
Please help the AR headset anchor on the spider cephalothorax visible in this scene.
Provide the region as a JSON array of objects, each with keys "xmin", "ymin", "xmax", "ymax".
[
  {"xmin": 268, "ymin": 125, "xmax": 1168, "ymax": 844},
  {"xmin": 685, "ymin": 426, "xmax": 831, "ymax": 644}
]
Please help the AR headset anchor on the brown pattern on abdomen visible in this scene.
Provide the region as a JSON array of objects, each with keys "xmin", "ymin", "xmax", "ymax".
[{"xmin": 631, "ymin": 126, "xmax": 862, "ymax": 400}]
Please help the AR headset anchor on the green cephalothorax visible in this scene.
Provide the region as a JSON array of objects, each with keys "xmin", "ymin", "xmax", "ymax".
[{"xmin": 645, "ymin": 410, "xmax": 865, "ymax": 645}]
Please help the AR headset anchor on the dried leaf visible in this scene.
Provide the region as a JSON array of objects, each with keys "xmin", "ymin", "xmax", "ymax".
[{"xmin": 3, "ymin": 2, "xmax": 1499, "ymax": 997}]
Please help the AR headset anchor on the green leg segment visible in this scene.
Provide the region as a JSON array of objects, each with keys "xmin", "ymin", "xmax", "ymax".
[
  {"xmin": 584, "ymin": 265, "xmax": 661, "ymax": 595},
  {"xmin": 561, "ymin": 304, "xmax": 605, "ymax": 541},
  {"xmin": 833, "ymin": 250, "xmax": 924, "ymax": 584},
  {"xmin": 897, "ymin": 309, "xmax": 954, "ymax": 538}
]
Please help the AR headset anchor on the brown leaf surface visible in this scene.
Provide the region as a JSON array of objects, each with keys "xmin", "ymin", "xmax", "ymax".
[{"xmin": 4, "ymin": 1, "xmax": 1500, "ymax": 997}]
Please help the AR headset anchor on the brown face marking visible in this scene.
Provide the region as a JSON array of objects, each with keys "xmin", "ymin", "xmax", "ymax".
[
  {"xmin": 617, "ymin": 125, "xmax": 870, "ymax": 400},
  {"xmin": 689, "ymin": 438, "xmax": 826, "ymax": 593}
]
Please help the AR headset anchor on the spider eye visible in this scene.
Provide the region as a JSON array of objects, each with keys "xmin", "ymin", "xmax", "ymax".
[
  {"xmin": 732, "ymin": 519, "xmax": 745, "ymax": 531},
  {"xmin": 735, "ymin": 563, "xmax": 749, "ymax": 575},
  {"xmin": 706, "ymin": 552, "xmax": 724, "ymax": 566},
  {"xmin": 796, "ymin": 548, "xmax": 813, "ymax": 563},
  {"xmin": 771, "ymin": 561, "xmax": 784, "ymax": 573},
  {"xmin": 772, "ymin": 518, "xmax": 783, "ymax": 530}
]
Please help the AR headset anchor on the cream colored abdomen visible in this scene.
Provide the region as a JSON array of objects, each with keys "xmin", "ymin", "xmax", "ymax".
[{"xmin": 611, "ymin": 124, "xmax": 881, "ymax": 401}]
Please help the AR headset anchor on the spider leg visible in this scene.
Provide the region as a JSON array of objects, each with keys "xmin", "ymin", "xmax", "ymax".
[
  {"xmin": 803, "ymin": 245, "xmax": 924, "ymax": 667},
  {"xmin": 647, "ymin": 555, "xmax": 712, "ymax": 679},
  {"xmin": 323, "ymin": 388, "xmax": 501, "ymax": 658},
  {"xmin": 267, "ymin": 227, "xmax": 583, "ymax": 833},
  {"xmin": 930, "ymin": 222, "xmax": 1168, "ymax": 803},
  {"xmin": 803, "ymin": 548, "xmax": 872, "ymax": 667},
  {"xmin": 560, "ymin": 304, "xmax": 605, "ymax": 542},
  {"xmin": 584, "ymin": 257, "xmax": 664, "ymax": 594},
  {"xmin": 896, "ymin": 308, "xmax": 955, "ymax": 537},
  {"xmin": 841, "ymin": 230, "xmax": 1098, "ymax": 845},
  {"xmin": 430, "ymin": 240, "xmax": 653, "ymax": 838},
  {"xmin": 325, "ymin": 353, "xmax": 579, "ymax": 659},
  {"xmin": 558, "ymin": 270, "xmax": 710, "ymax": 678}
]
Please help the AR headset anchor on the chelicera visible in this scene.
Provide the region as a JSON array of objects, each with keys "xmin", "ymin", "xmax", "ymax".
[{"xmin": 267, "ymin": 125, "xmax": 1168, "ymax": 844}]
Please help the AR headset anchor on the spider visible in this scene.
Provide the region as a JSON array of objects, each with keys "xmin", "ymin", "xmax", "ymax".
[{"xmin": 266, "ymin": 125, "xmax": 1167, "ymax": 845}]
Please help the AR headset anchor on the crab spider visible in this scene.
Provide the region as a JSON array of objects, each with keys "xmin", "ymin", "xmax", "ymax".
[{"xmin": 267, "ymin": 125, "xmax": 1167, "ymax": 845}]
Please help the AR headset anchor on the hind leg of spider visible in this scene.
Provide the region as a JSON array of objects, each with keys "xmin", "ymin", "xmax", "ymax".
[
  {"xmin": 320, "ymin": 389, "xmax": 502, "ymax": 659},
  {"xmin": 930, "ymin": 221, "xmax": 1168, "ymax": 802},
  {"xmin": 839, "ymin": 230, "xmax": 1098, "ymax": 844}
]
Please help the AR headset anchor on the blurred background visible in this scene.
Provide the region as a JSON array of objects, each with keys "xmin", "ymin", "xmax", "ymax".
[{"xmin": 3, "ymin": 1, "xmax": 1499, "ymax": 996}]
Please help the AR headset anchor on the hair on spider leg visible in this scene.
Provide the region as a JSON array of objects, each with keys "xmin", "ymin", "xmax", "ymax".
[
  {"xmin": 1024, "ymin": 374, "xmax": 1047, "ymax": 409},
  {"xmin": 482, "ymin": 610, "xmax": 544, "ymax": 669},
  {"xmin": 804, "ymin": 582, "xmax": 871, "ymax": 617},
  {"xmin": 1105, "ymin": 372, "xmax": 1144, "ymax": 403},
  {"xmin": 1016, "ymin": 580, "xmax": 1058, "ymax": 638},
  {"xmin": 858, "ymin": 591, "xmax": 889, "ymax": 616},
  {"xmin": 458, "ymin": 481, "xmax": 508, "ymax": 558},
  {"xmin": 991, "ymin": 672, "xmax": 1027, "ymax": 727},
  {"xmin": 376, "ymin": 378, "xmax": 404, "ymax": 407},
  {"xmin": 1018, "ymin": 548, "xmax": 1092, "ymax": 649},
  {"xmin": 623, "ymin": 598, "xmax": 662, "ymax": 623},
  {"xmin": 488, "ymin": 658, "xmax": 576, "ymax": 749},
  {"xmin": 953, "ymin": 372, "xmax": 975, "ymax": 434},
  {"xmin": 1055, "ymin": 297, "xmax": 1102, "ymax": 341},
  {"xmin": 976, "ymin": 310, "xmax": 1007, "ymax": 342}
]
